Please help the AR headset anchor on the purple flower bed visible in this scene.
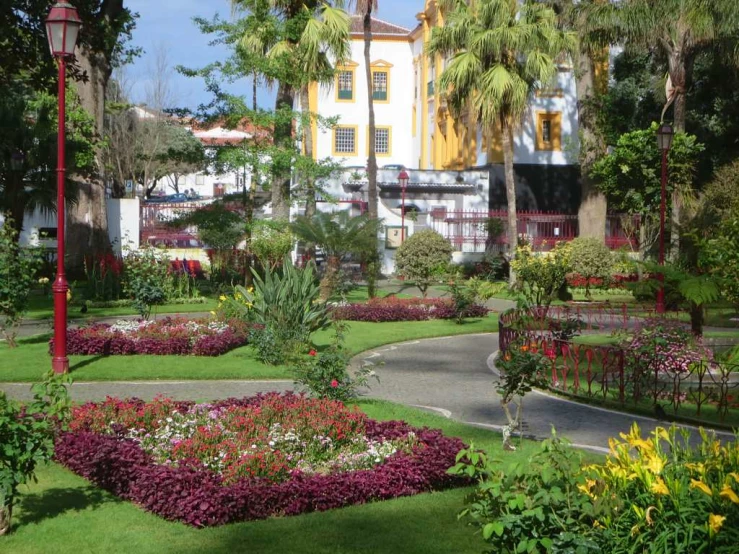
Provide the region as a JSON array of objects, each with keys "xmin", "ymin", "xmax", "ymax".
[
  {"xmin": 51, "ymin": 317, "xmax": 253, "ymax": 357},
  {"xmin": 54, "ymin": 394, "xmax": 468, "ymax": 527},
  {"xmin": 333, "ymin": 297, "xmax": 489, "ymax": 322}
]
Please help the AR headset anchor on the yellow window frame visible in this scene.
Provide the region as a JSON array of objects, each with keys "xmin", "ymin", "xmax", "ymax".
[
  {"xmin": 535, "ymin": 111, "xmax": 562, "ymax": 151},
  {"xmin": 335, "ymin": 62, "xmax": 358, "ymax": 103},
  {"xmin": 332, "ymin": 125, "xmax": 359, "ymax": 157},
  {"xmin": 367, "ymin": 125, "xmax": 392, "ymax": 157}
]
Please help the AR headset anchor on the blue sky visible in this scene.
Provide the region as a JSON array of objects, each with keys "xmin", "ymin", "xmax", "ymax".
[{"xmin": 125, "ymin": 0, "xmax": 423, "ymax": 111}]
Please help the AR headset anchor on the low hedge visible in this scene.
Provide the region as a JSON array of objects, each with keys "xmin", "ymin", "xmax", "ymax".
[{"xmin": 333, "ymin": 297, "xmax": 489, "ymax": 322}]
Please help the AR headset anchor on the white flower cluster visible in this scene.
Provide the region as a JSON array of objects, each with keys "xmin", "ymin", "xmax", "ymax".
[{"xmin": 109, "ymin": 319, "xmax": 155, "ymax": 333}]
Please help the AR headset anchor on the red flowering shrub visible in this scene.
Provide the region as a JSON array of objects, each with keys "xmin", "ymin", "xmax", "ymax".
[
  {"xmin": 566, "ymin": 273, "xmax": 638, "ymax": 290},
  {"xmin": 51, "ymin": 317, "xmax": 253, "ymax": 357},
  {"xmin": 55, "ymin": 393, "xmax": 468, "ymax": 527},
  {"xmin": 333, "ymin": 297, "xmax": 488, "ymax": 322}
]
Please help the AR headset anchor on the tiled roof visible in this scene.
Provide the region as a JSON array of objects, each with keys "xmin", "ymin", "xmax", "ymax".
[{"xmin": 349, "ymin": 15, "xmax": 411, "ymax": 36}]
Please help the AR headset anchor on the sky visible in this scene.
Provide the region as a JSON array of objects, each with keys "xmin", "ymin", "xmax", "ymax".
[{"xmin": 125, "ymin": 0, "xmax": 424, "ymax": 112}]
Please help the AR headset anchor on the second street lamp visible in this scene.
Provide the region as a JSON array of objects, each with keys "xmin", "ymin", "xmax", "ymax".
[
  {"xmin": 398, "ymin": 170, "xmax": 410, "ymax": 243},
  {"xmin": 46, "ymin": 1, "xmax": 82, "ymax": 374},
  {"xmin": 655, "ymin": 122, "xmax": 674, "ymax": 314}
]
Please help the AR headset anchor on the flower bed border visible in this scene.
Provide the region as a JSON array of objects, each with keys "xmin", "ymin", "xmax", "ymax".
[
  {"xmin": 51, "ymin": 317, "xmax": 254, "ymax": 357},
  {"xmin": 54, "ymin": 395, "xmax": 467, "ymax": 527},
  {"xmin": 332, "ymin": 297, "xmax": 489, "ymax": 322}
]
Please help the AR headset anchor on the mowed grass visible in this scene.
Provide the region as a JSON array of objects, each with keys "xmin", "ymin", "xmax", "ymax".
[
  {"xmin": 0, "ymin": 315, "xmax": 499, "ymax": 382},
  {"xmin": 2, "ymin": 401, "xmax": 548, "ymax": 554}
]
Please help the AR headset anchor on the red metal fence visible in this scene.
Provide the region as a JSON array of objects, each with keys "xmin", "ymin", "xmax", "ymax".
[
  {"xmin": 499, "ymin": 307, "xmax": 739, "ymax": 424},
  {"xmin": 429, "ymin": 210, "xmax": 639, "ymax": 253}
]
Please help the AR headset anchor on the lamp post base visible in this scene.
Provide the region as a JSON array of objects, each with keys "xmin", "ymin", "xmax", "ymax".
[
  {"xmin": 656, "ymin": 287, "xmax": 666, "ymax": 314},
  {"xmin": 52, "ymin": 356, "xmax": 69, "ymax": 374}
]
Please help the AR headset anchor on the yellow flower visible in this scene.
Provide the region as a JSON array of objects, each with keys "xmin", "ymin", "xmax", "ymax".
[
  {"xmin": 578, "ymin": 479, "xmax": 597, "ymax": 499},
  {"xmin": 219, "ymin": 295, "xmax": 227, "ymax": 301},
  {"xmin": 650, "ymin": 478, "xmax": 669, "ymax": 496},
  {"xmin": 708, "ymin": 514, "xmax": 726, "ymax": 535},
  {"xmin": 210, "ymin": 311, "xmax": 216, "ymax": 316},
  {"xmin": 644, "ymin": 453, "xmax": 665, "ymax": 475},
  {"xmin": 729, "ymin": 472, "xmax": 739, "ymax": 483},
  {"xmin": 720, "ymin": 485, "xmax": 739, "ymax": 504},
  {"xmin": 645, "ymin": 506, "xmax": 657, "ymax": 526},
  {"xmin": 690, "ymin": 479, "xmax": 713, "ymax": 497}
]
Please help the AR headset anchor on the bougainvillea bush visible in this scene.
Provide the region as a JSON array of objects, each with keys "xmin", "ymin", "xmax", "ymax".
[
  {"xmin": 51, "ymin": 317, "xmax": 253, "ymax": 356},
  {"xmin": 332, "ymin": 297, "xmax": 488, "ymax": 322},
  {"xmin": 54, "ymin": 393, "xmax": 467, "ymax": 527}
]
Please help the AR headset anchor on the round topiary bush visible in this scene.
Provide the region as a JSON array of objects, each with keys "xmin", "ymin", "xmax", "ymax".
[
  {"xmin": 395, "ymin": 229, "xmax": 453, "ymax": 297},
  {"xmin": 567, "ymin": 237, "xmax": 613, "ymax": 300}
]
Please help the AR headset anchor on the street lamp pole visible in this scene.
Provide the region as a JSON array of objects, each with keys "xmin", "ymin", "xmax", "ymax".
[
  {"xmin": 45, "ymin": 2, "xmax": 81, "ymax": 374},
  {"xmin": 655, "ymin": 122, "xmax": 674, "ymax": 315},
  {"xmin": 398, "ymin": 170, "xmax": 409, "ymax": 243}
]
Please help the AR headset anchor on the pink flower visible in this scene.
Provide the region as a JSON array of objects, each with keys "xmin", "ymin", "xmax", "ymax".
[
  {"xmin": 308, "ymin": 349, "xmax": 317, "ymax": 356},
  {"xmin": 330, "ymin": 379, "xmax": 339, "ymax": 388}
]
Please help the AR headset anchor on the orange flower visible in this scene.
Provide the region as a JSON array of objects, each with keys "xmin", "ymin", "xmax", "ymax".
[{"xmin": 520, "ymin": 345, "xmax": 529, "ymax": 352}]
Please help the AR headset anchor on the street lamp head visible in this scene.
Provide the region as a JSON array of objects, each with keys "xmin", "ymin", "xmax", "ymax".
[
  {"xmin": 398, "ymin": 169, "xmax": 410, "ymax": 188},
  {"xmin": 45, "ymin": 2, "xmax": 81, "ymax": 57},
  {"xmin": 656, "ymin": 122, "xmax": 674, "ymax": 152}
]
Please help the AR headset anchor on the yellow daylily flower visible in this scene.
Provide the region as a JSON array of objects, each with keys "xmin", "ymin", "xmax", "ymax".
[
  {"xmin": 708, "ymin": 514, "xmax": 726, "ymax": 535},
  {"xmin": 690, "ymin": 479, "xmax": 713, "ymax": 497},
  {"xmin": 720, "ymin": 485, "xmax": 739, "ymax": 504},
  {"xmin": 645, "ymin": 453, "xmax": 665, "ymax": 475},
  {"xmin": 650, "ymin": 478, "xmax": 669, "ymax": 496},
  {"xmin": 729, "ymin": 472, "xmax": 739, "ymax": 483},
  {"xmin": 219, "ymin": 295, "xmax": 227, "ymax": 301},
  {"xmin": 645, "ymin": 506, "xmax": 657, "ymax": 526}
]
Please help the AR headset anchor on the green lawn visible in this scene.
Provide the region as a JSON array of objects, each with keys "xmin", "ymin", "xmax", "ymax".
[
  {"xmin": 0, "ymin": 315, "xmax": 499, "ymax": 382},
  {"xmin": 2, "ymin": 400, "xmax": 549, "ymax": 554}
]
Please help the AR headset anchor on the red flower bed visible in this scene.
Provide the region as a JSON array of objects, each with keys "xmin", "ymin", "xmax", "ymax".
[
  {"xmin": 566, "ymin": 274, "xmax": 639, "ymax": 289},
  {"xmin": 55, "ymin": 393, "xmax": 468, "ymax": 527},
  {"xmin": 333, "ymin": 297, "xmax": 489, "ymax": 322},
  {"xmin": 51, "ymin": 317, "xmax": 253, "ymax": 357}
]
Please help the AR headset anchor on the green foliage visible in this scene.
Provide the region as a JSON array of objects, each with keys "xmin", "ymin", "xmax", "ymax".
[
  {"xmin": 568, "ymin": 238, "xmax": 614, "ymax": 300},
  {"xmin": 249, "ymin": 220, "xmax": 294, "ymax": 270},
  {"xmin": 591, "ymin": 123, "xmax": 704, "ymax": 216},
  {"xmin": 446, "ymin": 277, "xmax": 502, "ymax": 325},
  {"xmin": 230, "ymin": 260, "xmax": 330, "ymax": 364},
  {"xmin": 395, "ymin": 230, "xmax": 453, "ymax": 298},
  {"xmin": 510, "ymin": 243, "xmax": 571, "ymax": 308},
  {"xmin": 449, "ymin": 432, "xmax": 597, "ymax": 554},
  {"xmin": 703, "ymin": 212, "xmax": 739, "ymax": 307},
  {"xmin": 122, "ymin": 245, "xmax": 169, "ymax": 319},
  {"xmin": 292, "ymin": 321, "xmax": 378, "ymax": 402},
  {"xmin": 0, "ymin": 370, "xmax": 72, "ymax": 535},
  {"xmin": 0, "ymin": 217, "xmax": 42, "ymax": 347},
  {"xmin": 697, "ymin": 160, "xmax": 739, "ymax": 231}
]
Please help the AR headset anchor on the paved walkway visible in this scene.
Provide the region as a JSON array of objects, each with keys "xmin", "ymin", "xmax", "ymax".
[{"xmin": 2, "ymin": 333, "xmax": 732, "ymax": 452}]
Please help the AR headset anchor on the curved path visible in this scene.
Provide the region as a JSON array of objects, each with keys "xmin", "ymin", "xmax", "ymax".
[{"xmin": 1, "ymin": 333, "xmax": 733, "ymax": 451}]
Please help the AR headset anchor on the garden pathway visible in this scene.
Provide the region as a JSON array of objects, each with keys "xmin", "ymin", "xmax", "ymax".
[{"xmin": 2, "ymin": 333, "xmax": 733, "ymax": 452}]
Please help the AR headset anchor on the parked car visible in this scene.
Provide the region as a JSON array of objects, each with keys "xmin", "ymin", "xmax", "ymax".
[{"xmin": 382, "ymin": 164, "xmax": 406, "ymax": 170}]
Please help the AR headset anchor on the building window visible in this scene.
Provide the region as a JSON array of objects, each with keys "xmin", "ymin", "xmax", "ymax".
[
  {"xmin": 336, "ymin": 70, "xmax": 354, "ymax": 101},
  {"xmin": 333, "ymin": 126, "xmax": 357, "ymax": 155},
  {"xmin": 536, "ymin": 112, "xmax": 562, "ymax": 151},
  {"xmin": 372, "ymin": 71, "xmax": 388, "ymax": 101},
  {"xmin": 372, "ymin": 127, "xmax": 391, "ymax": 156}
]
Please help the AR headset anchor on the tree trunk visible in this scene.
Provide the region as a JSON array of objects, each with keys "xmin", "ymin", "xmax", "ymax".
[
  {"xmin": 68, "ymin": 47, "xmax": 112, "ymax": 276},
  {"xmin": 363, "ymin": 9, "xmax": 379, "ymax": 298},
  {"xmin": 502, "ymin": 119, "xmax": 517, "ymax": 284},
  {"xmin": 0, "ymin": 502, "xmax": 12, "ymax": 536},
  {"xmin": 300, "ymin": 86, "xmax": 316, "ymax": 221},
  {"xmin": 320, "ymin": 255, "xmax": 341, "ymax": 301},
  {"xmin": 271, "ymin": 82, "xmax": 294, "ymax": 221},
  {"xmin": 574, "ymin": 47, "xmax": 607, "ymax": 240}
]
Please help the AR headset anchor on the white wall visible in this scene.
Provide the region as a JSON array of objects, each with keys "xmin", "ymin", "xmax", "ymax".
[
  {"xmin": 106, "ymin": 198, "xmax": 140, "ymax": 255},
  {"xmin": 313, "ymin": 38, "xmax": 415, "ymax": 168}
]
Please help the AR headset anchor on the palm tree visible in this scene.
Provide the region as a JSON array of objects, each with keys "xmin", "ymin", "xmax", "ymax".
[
  {"xmin": 269, "ymin": 3, "xmax": 350, "ymax": 220},
  {"xmin": 428, "ymin": 0, "xmax": 576, "ymax": 282},
  {"xmin": 291, "ymin": 210, "xmax": 381, "ymax": 299},
  {"xmin": 582, "ymin": 0, "xmax": 739, "ymax": 255}
]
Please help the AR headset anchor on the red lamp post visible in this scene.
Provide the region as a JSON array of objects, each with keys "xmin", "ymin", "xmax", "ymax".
[
  {"xmin": 398, "ymin": 170, "xmax": 410, "ymax": 242},
  {"xmin": 46, "ymin": 2, "xmax": 81, "ymax": 374},
  {"xmin": 655, "ymin": 122, "xmax": 674, "ymax": 314}
]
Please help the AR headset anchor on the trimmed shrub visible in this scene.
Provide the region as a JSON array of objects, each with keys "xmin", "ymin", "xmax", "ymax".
[
  {"xmin": 394, "ymin": 230, "xmax": 453, "ymax": 297},
  {"xmin": 567, "ymin": 238, "xmax": 614, "ymax": 300}
]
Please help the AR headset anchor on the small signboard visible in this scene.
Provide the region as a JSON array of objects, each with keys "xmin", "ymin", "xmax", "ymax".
[
  {"xmin": 385, "ymin": 226, "xmax": 407, "ymax": 250},
  {"xmin": 125, "ymin": 180, "xmax": 134, "ymax": 194}
]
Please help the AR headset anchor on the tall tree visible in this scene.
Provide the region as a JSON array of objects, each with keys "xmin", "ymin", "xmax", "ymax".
[
  {"xmin": 429, "ymin": 0, "xmax": 576, "ymax": 281},
  {"xmin": 546, "ymin": 0, "xmax": 609, "ymax": 240},
  {"xmin": 583, "ymin": 0, "xmax": 739, "ymax": 256},
  {"xmin": 350, "ymin": 1, "xmax": 380, "ymax": 297}
]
